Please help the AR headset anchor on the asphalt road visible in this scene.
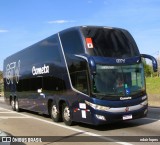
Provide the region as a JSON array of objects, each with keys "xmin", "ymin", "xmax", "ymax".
[{"xmin": 0, "ymin": 100, "xmax": 160, "ymax": 145}]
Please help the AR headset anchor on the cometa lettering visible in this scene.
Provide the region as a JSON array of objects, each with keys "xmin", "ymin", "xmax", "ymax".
[
  {"xmin": 32, "ymin": 64, "xmax": 49, "ymax": 75},
  {"xmin": 120, "ymin": 97, "xmax": 132, "ymax": 100}
]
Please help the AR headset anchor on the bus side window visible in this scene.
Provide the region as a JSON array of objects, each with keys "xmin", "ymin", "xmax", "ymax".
[
  {"xmin": 70, "ymin": 71, "xmax": 89, "ymax": 95},
  {"xmin": 43, "ymin": 76, "xmax": 66, "ymax": 93},
  {"xmin": 26, "ymin": 77, "xmax": 42, "ymax": 92}
]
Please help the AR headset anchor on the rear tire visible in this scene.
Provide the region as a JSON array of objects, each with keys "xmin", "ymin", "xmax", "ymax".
[
  {"xmin": 50, "ymin": 102, "xmax": 61, "ymax": 122},
  {"xmin": 15, "ymin": 98, "xmax": 20, "ymax": 112},
  {"xmin": 62, "ymin": 103, "xmax": 73, "ymax": 126},
  {"xmin": 11, "ymin": 98, "xmax": 15, "ymax": 111}
]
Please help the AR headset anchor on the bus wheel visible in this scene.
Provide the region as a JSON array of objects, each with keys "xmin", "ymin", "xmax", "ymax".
[
  {"xmin": 11, "ymin": 98, "xmax": 15, "ymax": 111},
  {"xmin": 51, "ymin": 102, "xmax": 61, "ymax": 122},
  {"xmin": 15, "ymin": 98, "xmax": 20, "ymax": 112},
  {"xmin": 62, "ymin": 103, "xmax": 73, "ymax": 126}
]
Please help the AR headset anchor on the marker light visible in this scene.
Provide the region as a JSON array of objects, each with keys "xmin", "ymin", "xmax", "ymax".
[
  {"xmin": 85, "ymin": 100, "xmax": 110, "ymax": 111},
  {"xmin": 144, "ymin": 109, "xmax": 148, "ymax": 115}
]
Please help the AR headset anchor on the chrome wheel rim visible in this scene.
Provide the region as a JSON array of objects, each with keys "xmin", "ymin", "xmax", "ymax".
[
  {"xmin": 63, "ymin": 106, "xmax": 70, "ymax": 121},
  {"xmin": 52, "ymin": 105, "xmax": 58, "ymax": 118},
  {"xmin": 11, "ymin": 100, "xmax": 15, "ymax": 108},
  {"xmin": 15, "ymin": 100, "xmax": 18, "ymax": 110}
]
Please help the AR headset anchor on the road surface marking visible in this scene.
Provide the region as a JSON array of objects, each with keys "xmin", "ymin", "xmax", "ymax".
[
  {"xmin": 0, "ymin": 107, "xmax": 31, "ymax": 118},
  {"xmin": 0, "ymin": 116, "xmax": 30, "ymax": 119},
  {"xmin": 0, "ymin": 112, "xmax": 17, "ymax": 113},
  {"xmin": 0, "ymin": 107, "xmax": 11, "ymax": 110},
  {"xmin": 0, "ymin": 107, "xmax": 132, "ymax": 145}
]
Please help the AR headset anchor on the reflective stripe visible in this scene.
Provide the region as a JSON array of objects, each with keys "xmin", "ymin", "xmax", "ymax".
[{"xmin": 74, "ymin": 54, "xmax": 89, "ymax": 62}]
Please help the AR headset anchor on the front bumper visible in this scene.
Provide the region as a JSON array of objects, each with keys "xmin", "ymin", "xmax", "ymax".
[{"xmin": 91, "ymin": 104, "xmax": 148, "ymax": 125}]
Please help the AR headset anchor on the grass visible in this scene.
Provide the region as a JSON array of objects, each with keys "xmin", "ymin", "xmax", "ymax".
[
  {"xmin": 146, "ymin": 77, "xmax": 160, "ymax": 107},
  {"xmin": 146, "ymin": 77, "xmax": 160, "ymax": 94}
]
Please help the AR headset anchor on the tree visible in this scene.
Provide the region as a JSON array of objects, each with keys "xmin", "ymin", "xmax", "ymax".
[
  {"xmin": 143, "ymin": 59, "xmax": 152, "ymax": 77},
  {"xmin": 0, "ymin": 71, "xmax": 3, "ymax": 93},
  {"xmin": 156, "ymin": 55, "xmax": 160, "ymax": 77}
]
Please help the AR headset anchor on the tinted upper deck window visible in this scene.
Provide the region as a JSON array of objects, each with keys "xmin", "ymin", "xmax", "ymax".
[
  {"xmin": 60, "ymin": 30, "xmax": 84, "ymax": 55},
  {"xmin": 16, "ymin": 34, "xmax": 62, "ymax": 67},
  {"xmin": 81, "ymin": 27, "xmax": 140, "ymax": 58},
  {"xmin": 33, "ymin": 34, "xmax": 62, "ymax": 63}
]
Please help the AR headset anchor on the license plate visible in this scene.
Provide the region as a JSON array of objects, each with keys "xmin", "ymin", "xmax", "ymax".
[{"xmin": 123, "ymin": 114, "xmax": 132, "ymax": 120}]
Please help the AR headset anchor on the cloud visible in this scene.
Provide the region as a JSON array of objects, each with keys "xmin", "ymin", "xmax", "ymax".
[
  {"xmin": 88, "ymin": 0, "xmax": 93, "ymax": 3},
  {"xmin": 47, "ymin": 20, "xmax": 75, "ymax": 24},
  {"xmin": 0, "ymin": 29, "xmax": 8, "ymax": 33}
]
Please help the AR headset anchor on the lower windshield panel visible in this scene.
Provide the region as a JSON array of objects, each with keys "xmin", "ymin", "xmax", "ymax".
[{"xmin": 93, "ymin": 64, "xmax": 145, "ymax": 97}]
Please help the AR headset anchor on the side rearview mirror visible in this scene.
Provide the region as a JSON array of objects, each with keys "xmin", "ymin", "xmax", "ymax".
[{"xmin": 141, "ymin": 54, "xmax": 158, "ymax": 72}]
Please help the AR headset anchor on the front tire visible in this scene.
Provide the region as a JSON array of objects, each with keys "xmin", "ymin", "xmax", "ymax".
[{"xmin": 62, "ymin": 103, "xmax": 73, "ymax": 126}]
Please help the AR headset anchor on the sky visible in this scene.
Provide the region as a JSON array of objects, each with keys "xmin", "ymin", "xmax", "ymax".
[{"xmin": 0, "ymin": 0, "xmax": 160, "ymax": 70}]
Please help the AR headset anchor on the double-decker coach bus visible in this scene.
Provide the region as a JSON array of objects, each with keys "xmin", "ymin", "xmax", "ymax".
[{"xmin": 3, "ymin": 26, "xmax": 157, "ymax": 126}]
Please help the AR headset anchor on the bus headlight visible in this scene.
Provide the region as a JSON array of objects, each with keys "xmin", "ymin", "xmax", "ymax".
[{"xmin": 85, "ymin": 100, "xmax": 110, "ymax": 111}]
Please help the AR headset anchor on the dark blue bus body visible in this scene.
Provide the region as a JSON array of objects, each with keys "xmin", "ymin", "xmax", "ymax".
[{"xmin": 3, "ymin": 26, "xmax": 157, "ymax": 125}]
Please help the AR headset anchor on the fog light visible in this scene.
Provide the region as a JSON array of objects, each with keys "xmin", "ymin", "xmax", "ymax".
[
  {"xmin": 95, "ymin": 114, "xmax": 106, "ymax": 121},
  {"xmin": 144, "ymin": 109, "xmax": 148, "ymax": 115}
]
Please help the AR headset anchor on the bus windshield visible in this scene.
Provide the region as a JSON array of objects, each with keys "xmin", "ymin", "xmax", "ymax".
[
  {"xmin": 92, "ymin": 64, "xmax": 145, "ymax": 97},
  {"xmin": 81, "ymin": 27, "xmax": 140, "ymax": 58}
]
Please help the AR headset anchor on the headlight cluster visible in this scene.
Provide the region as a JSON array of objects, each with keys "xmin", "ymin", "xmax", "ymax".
[{"xmin": 85, "ymin": 100, "xmax": 110, "ymax": 111}]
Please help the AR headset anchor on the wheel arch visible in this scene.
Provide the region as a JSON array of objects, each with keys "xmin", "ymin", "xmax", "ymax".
[{"xmin": 47, "ymin": 98, "xmax": 71, "ymax": 118}]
